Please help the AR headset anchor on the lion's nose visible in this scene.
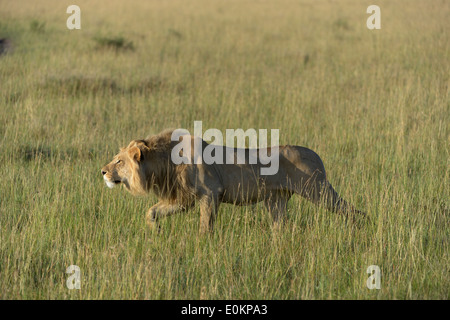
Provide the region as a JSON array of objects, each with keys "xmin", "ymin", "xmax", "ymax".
[{"xmin": 101, "ymin": 170, "xmax": 107, "ymax": 175}]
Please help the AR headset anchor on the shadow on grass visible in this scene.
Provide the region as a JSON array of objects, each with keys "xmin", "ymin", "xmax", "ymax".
[
  {"xmin": 42, "ymin": 76, "xmax": 185, "ymax": 96},
  {"xmin": 21, "ymin": 146, "xmax": 96, "ymax": 162},
  {"xmin": 94, "ymin": 36, "xmax": 134, "ymax": 51}
]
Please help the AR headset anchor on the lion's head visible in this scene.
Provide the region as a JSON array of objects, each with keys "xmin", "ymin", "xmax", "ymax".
[
  {"xmin": 101, "ymin": 131, "xmax": 183, "ymax": 198},
  {"xmin": 101, "ymin": 140, "xmax": 149, "ymax": 194}
]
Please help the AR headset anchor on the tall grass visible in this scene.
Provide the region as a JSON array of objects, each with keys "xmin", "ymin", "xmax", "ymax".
[{"xmin": 0, "ymin": 0, "xmax": 448, "ymax": 299}]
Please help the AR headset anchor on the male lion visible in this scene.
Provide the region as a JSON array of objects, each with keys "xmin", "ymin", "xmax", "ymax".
[{"xmin": 101, "ymin": 129, "xmax": 365, "ymax": 233}]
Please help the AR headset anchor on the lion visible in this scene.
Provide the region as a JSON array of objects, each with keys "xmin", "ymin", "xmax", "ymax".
[{"xmin": 101, "ymin": 129, "xmax": 365, "ymax": 233}]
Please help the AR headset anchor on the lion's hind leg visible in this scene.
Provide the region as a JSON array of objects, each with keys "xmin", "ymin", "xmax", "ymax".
[{"xmin": 264, "ymin": 192, "xmax": 291, "ymax": 228}]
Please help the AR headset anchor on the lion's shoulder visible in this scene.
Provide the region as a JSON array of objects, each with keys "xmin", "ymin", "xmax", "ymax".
[{"xmin": 144, "ymin": 128, "xmax": 177, "ymax": 152}]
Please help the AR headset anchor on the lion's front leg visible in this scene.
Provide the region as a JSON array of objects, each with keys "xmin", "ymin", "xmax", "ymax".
[
  {"xmin": 199, "ymin": 195, "xmax": 220, "ymax": 235},
  {"xmin": 146, "ymin": 202, "xmax": 185, "ymax": 229}
]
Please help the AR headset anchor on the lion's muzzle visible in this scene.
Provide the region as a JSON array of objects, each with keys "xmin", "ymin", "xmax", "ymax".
[{"xmin": 101, "ymin": 168, "xmax": 120, "ymax": 189}]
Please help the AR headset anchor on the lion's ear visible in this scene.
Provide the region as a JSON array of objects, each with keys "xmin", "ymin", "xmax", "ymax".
[{"xmin": 128, "ymin": 146, "xmax": 142, "ymax": 163}]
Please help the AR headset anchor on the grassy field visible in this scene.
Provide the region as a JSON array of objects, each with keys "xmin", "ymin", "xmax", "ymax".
[{"xmin": 0, "ymin": 0, "xmax": 448, "ymax": 299}]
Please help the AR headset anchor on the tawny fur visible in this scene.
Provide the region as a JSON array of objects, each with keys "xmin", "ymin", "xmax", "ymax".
[{"xmin": 101, "ymin": 129, "xmax": 365, "ymax": 233}]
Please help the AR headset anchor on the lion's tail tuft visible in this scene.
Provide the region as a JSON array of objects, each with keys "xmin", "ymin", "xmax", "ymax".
[{"xmin": 321, "ymin": 182, "xmax": 366, "ymax": 217}]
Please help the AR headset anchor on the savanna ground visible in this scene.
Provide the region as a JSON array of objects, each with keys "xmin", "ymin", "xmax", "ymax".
[{"xmin": 0, "ymin": 0, "xmax": 448, "ymax": 299}]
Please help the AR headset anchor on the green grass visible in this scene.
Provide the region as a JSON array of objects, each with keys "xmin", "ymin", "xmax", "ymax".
[{"xmin": 0, "ymin": 0, "xmax": 448, "ymax": 299}]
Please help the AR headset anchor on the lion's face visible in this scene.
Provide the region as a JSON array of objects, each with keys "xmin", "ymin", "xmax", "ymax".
[
  {"xmin": 101, "ymin": 152, "xmax": 133, "ymax": 189},
  {"xmin": 101, "ymin": 141, "xmax": 145, "ymax": 190}
]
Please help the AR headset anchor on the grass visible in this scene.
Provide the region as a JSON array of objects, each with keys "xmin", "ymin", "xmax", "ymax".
[
  {"xmin": 93, "ymin": 36, "xmax": 134, "ymax": 51},
  {"xmin": 0, "ymin": 0, "xmax": 448, "ymax": 299}
]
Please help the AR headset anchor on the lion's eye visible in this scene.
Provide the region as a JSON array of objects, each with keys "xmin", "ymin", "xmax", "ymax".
[{"xmin": 116, "ymin": 160, "xmax": 121, "ymax": 164}]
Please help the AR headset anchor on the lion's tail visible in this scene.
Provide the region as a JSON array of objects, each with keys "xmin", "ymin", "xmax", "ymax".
[{"xmin": 321, "ymin": 181, "xmax": 366, "ymax": 217}]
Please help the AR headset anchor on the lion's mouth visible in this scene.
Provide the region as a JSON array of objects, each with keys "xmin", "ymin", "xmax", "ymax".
[{"xmin": 104, "ymin": 176, "xmax": 121, "ymax": 189}]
